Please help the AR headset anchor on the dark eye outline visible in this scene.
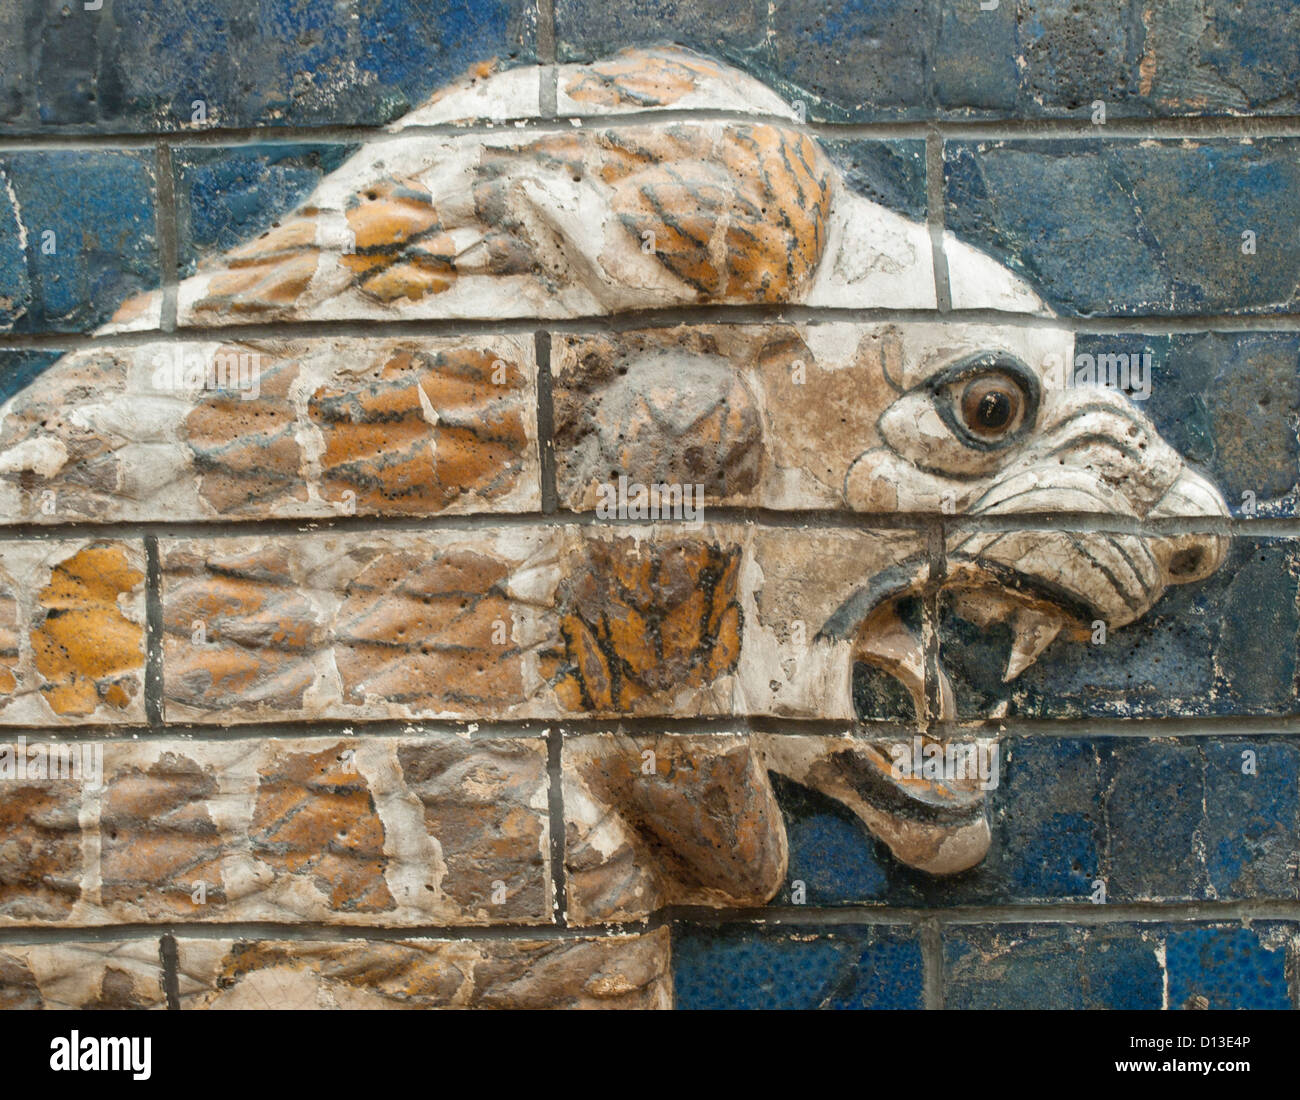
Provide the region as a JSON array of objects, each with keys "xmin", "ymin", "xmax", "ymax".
[{"xmin": 927, "ymin": 352, "xmax": 1040, "ymax": 451}]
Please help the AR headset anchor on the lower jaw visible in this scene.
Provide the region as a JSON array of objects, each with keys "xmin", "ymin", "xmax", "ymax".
[{"xmin": 759, "ymin": 734, "xmax": 993, "ymax": 874}]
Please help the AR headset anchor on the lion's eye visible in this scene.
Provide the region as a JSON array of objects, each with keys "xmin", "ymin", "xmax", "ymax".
[{"xmin": 956, "ymin": 373, "xmax": 1025, "ymax": 441}]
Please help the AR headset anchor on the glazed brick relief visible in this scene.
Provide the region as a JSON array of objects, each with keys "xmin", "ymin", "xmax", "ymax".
[{"xmin": 0, "ymin": 2, "xmax": 1297, "ymax": 1013}]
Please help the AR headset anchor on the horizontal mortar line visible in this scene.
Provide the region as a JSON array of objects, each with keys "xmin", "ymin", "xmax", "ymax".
[
  {"xmin": 1, "ymin": 898, "xmax": 1296, "ymax": 947},
  {"xmin": 0, "ymin": 919, "xmax": 661, "ymax": 947},
  {"xmin": 7, "ymin": 307, "xmax": 1300, "ymax": 352},
  {"xmin": 0, "ymin": 508, "xmax": 1282, "ymax": 541},
  {"xmin": 0, "ymin": 107, "xmax": 821, "ymax": 150},
  {"xmin": 0, "ymin": 508, "xmax": 934, "ymax": 540},
  {"xmin": 5, "ymin": 712, "xmax": 1299, "ymax": 743},
  {"xmin": 894, "ymin": 116, "xmax": 1300, "ymax": 141},
  {"xmin": 4, "ymin": 106, "xmax": 1300, "ymax": 151},
  {"xmin": 934, "ymin": 714, "xmax": 1300, "ymax": 739},
  {"xmin": 663, "ymin": 899, "xmax": 1300, "ymax": 927},
  {"xmin": 0, "ymin": 716, "xmax": 756, "ymax": 742},
  {"xmin": 0, "ymin": 716, "xmax": 854, "ymax": 742}
]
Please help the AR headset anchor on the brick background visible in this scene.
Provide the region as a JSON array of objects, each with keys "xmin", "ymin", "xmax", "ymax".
[{"xmin": 0, "ymin": 0, "xmax": 1297, "ymax": 1012}]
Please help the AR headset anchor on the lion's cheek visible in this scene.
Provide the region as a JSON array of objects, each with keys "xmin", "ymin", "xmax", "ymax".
[{"xmin": 843, "ymin": 451, "xmax": 900, "ymax": 512}]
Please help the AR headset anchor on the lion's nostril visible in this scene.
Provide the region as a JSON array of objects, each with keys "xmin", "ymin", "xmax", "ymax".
[{"xmin": 1168, "ymin": 547, "xmax": 1204, "ymax": 577}]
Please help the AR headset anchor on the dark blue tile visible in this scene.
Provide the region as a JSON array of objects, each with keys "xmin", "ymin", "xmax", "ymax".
[
  {"xmin": 1075, "ymin": 333, "xmax": 1300, "ymax": 519},
  {"xmin": 1098, "ymin": 741, "xmax": 1207, "ymax": 901},
  {"xmin": 945, "ymin": 139, "xmax": 1300, "ymax": 316},
  {"xmin": 556, "ymin": 0, "xmax": 769, "ymax": 68},
  {"xmin": 672, "ymin": 923, "xmax": 923, "ymax": 1009},
  {"xmin": 944, "ymin": 923, "xmax": 1163, "ymax": 1009},
  {"xmin": 1203, "ymin": 742, "xmax": 1300, "ymax": 900},
  {"xmin": 0, "ymin": 178, "xmax": 28, "ymax": 333},
  {"xmin": 557, "ymin": 0, "xmax": 930, "ymax": 122},
  {"xmin": 0, "ymin": 349, "xmax": 65, "ymax": 406},
  {"xmin": 822, "ymin": 139, "xmax": 927, "ymax": 222},
  {"xmin": 3, "ymin": 0, "xmax": 535, "ymax": 133},
  {"xmin": 934, "ymin": 0, "xmax": 1019, "ymax": 113},
  {"xmin": 763, "ymin": 0, "xmax": 931, "ymax": 121},
  {"xmin": 173, "ymin": 144, "xmax": 356, "ymax": 276},
  {"xmin": 772, "ymin": 773, "xmax": 894, "ymax": 906},
  {"xmin": 1011, "ymin": 0, "xmax": 1146, "ymax": 115},
  {"xmin": 774, "ymin": 736, "xmax": 1297, "ymax": 908},
  {"xmin": 1165, "ymin": 925, "xmax": 1294, "ymax": 1010},
  {"xmin": 1179, "ymin": 0, "xmax": 1300, "ymax": 114},
  {"xmin": 983, "ymin": 738, "xmax": 1103, "ymax": 899},
  {"xmin": 0, "ymin": 151, "xmax": 158, "ymax": 334},
  {"xmin": 11, "ymin": 1, "xmax": 1298, "ymax": 129},
  {"xmin": 769, "ymin": 739, "xmax": 1104, "ymax": 908},
  {"xmin": 554, "ymin": 1, "xmax": 1300, "ymax": 121},
  {"xmin": 1128, "ymin": 332, "xmax": 1300, "ymax": 520}
]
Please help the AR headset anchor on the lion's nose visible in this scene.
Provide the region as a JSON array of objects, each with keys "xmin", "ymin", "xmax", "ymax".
[{"xmin": 1148, "ymin": 465, "xmax": 1229, "ymax": 585}]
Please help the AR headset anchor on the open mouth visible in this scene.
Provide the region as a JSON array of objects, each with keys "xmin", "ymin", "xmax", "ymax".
[{"xmin": 820, "ymin": 552, "xmax": 1103, "ymax": 723}]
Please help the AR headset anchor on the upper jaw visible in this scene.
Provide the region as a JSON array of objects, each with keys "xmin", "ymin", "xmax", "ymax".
[{"xmin": 823, "ymin": 508, "xmax": 1228, "ymax": 717}]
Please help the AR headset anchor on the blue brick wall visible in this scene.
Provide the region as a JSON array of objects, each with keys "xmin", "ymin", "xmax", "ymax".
[{"xmin": 1, "ymin": 0, "xmax": 1296, "ymax": 1011}]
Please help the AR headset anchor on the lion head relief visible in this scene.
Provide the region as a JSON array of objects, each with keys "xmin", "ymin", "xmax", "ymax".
[{"xmin": 0, "ymin": 47, "xmax": 1228, "ymax": 907}]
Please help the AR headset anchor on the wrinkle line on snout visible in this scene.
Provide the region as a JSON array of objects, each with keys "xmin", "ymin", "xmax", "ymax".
[
  {"xmin": 1066, "ymin": 532, "xmax": 1150, "ymax": 614},
  {"xmin": 1099, "ymin": 530, "xmax": 1162, "ymax": 605},
  {"xmin": 966, "ymin": 479, "xmax": 1125, "ymax": 519}
]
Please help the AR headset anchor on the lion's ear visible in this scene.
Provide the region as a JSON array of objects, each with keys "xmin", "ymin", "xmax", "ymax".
[{"xmin": 601, "ymin": 125, "xmax": 833, "ymax": 303}]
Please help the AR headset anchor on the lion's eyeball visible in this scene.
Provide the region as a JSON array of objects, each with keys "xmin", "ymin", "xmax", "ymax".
[{"xmin": 957, "ymin": 373, "xmax": 1025, "ymax": 441}]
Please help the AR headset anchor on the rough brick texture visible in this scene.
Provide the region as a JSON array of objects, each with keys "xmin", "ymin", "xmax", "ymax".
[{"xmin": 0, "ymin": 3, "xmax": 1296, "ymax": 1013}]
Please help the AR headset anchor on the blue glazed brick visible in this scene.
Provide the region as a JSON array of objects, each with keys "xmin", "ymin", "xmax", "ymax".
[
  {"xmin": 934, "ymin": 0, "xmax": 1018, "ymax": 113},
  {"xmin": 948, "ymin": 923, "xmax": 1295, "ymax": 1010},
  {"xmin": 1148, "ymin": 0, "xmax": 1300, "ymax": 116},
  {"xmin": 943, "ymin": 1, "xmax": 1300, "ymax": 120},
  {"xmin": 0, "ymin": 2, "xmax": 22, "ymax": 126},
  {"xmin": 945, "ymin": 139, "xmax": 1300, "ymax": 316},
  {"xmin": 10, "ymin": 1, "xmax": 1297, "ymax": 128},
  {"xmin": 2, "ymin": 0, "xmax": 535, "ymax": 133},
  {"xmin": 1165, "ymin": 925, "xmax": 1294, "ymax": 1010},
  {"xmin": 556, "ymin": 1, "xmax": 1300, "ymax": 121},
  {"xmin": 771, "ymin": 773, "xmax": 894, "ymax": 906},
  {"xmin": 772, "ymin": 737, "xmax": 1298, "ymax": 908},
  {"xmin": 1074, "ymin": 333, "xmax": 1300, "ymax": 518},
  {"xmin": 1012, "ymin": 0, "xmax": 1145, "ymax": 114},
  {"xmin": 763, "ymin": 0, "xmax": 930, "ymax": 121},
  {"xmin": 1203, "ymin": 742, "xmax": 1300, "ymax": 900},
  {"xmin": 173, "ymin": 145, "xmax": 356, "ymax": 276},
  {"xmin": 556, "ymin": 0, "xmax": 930, "ymax": 122},
  {"xmin": 938, "ymin": 0, "xmax": 1150, "ymax": 119},
  {"xmin": 980, "ymin": 738, "xmax": 1103, "ymax": 900},
  {"xmin": 672, "ymin": 923, "xmax": 923, "ymax": 1009},
  {"xmin": 942, "ymin": 537, "xmax": 1300, "ymax": 720},
  {"xmin": 1098, "ymin": 740, "xmax": 1206, "ymax": 901},
  {"xmin": 822, "ymin": 139, "xmax": 927, "ymax": 222},
  {"xmin": 1096, "ymin": 739, "xmax": 1297, "ymax": 902},
  {"xmin": 944, "ymin": 923, "xmax": 1163, "ymax": 1009},
  {"xmin": 0, "ymin": 349, "xmax": 65, "ymax": 406},
  {"xmin": 555, "ymin": 0, "xmax": 769, "ymax": 68},
  {"xmin": 769, "ymin": 739, "xmax": 1102, "ymax": 908},
  {"xmin": 0, "ymin": 182, "xmax": 26, "ymax": 332},
  {"xmin": 0, "ymin": 151, "xmax": 158, "ymax": 334}
]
